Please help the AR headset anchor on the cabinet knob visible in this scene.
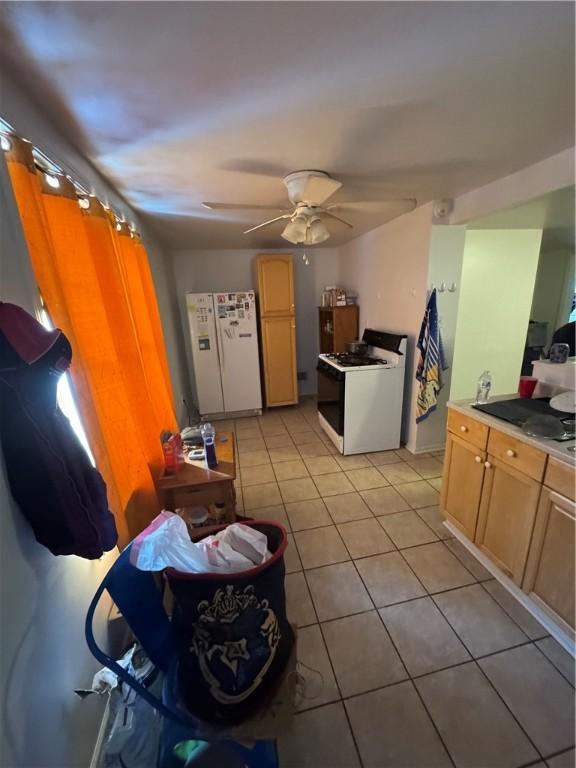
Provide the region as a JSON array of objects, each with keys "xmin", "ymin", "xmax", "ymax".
[
  {"xmin": 484, "ymin": 461, "xmax": 492, "ymax": 469},
  {"xmin": 506, "ymin": 449, "xmax": 516, "ymax": 458},
  {"xmin": 474, "ymin": 456, "xmax": 482, "ymax": 463},
  {"xmin": 460, "ymin": 425, "xmax": 468, "ymax": 433}
]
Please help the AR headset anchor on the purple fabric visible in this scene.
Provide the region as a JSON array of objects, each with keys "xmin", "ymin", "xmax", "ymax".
[{"xmin": 0, "ymin": 306, "xmax": 117, "ymax": 559}]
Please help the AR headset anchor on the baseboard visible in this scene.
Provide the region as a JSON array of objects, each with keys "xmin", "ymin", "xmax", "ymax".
[
  {"xmin": 444, "ymin": 520, "xmax": 575, "ymax": 657},
  {"xmin": 418, "ymin": 442, "xmax": 446, "ymax": 453}
]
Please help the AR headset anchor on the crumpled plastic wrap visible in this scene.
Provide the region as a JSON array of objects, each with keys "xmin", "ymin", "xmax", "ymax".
[{"xmin": 129, "ymin": 512, "xmax": 271, "ymax": 574}]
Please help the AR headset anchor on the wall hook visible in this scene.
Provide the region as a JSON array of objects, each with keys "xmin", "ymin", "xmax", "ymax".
[
  {"xmin": 438, "ymin": 281, "xmax": 446, "ymax": 293},
  {"xmin": 448, "ymin": 282, "xmax": 457, "ymax": 293}
]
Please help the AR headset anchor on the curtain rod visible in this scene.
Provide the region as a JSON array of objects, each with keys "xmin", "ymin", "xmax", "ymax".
[{"xmin": 0, "ymin": 115, "xmax": 137, "ymax": 231}]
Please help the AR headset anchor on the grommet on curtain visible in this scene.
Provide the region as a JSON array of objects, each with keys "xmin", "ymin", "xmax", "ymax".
[{"xmin": 44, "ymin": 173, "xmax": 60, "ymax": 189}]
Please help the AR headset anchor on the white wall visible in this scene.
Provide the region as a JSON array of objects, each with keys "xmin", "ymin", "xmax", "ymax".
[
  {"xmin": 145, "ymin": 237, "xmax": 191, "ymax": 424},
  {"xmin": 1, "ymin": 152, "xmax": 115, "ymax": 768},
  {"xmin": 171, "ymin": 248, "xmax": 340, "ymax": 402},
  {"xmin": 415, "ymin": 225, "xmax": 467, "ymax": 452},
  {"xmin": 530, "ymin": 246, "xmax": 575, "ymax": 346},
  {"xmin": 337, "ymin": 204, "xmax": 434, "ymax": 451},
  {"xmin": 451, "ymin": 229, "xmax": 542, "ymax": 401}
]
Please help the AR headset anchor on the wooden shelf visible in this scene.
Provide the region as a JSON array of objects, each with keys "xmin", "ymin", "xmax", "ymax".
[{"xmin": 319, "ymin": 305, "xmax": 359, "ymax": 353}]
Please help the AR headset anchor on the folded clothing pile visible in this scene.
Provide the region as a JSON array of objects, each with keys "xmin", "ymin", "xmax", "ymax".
[{"xmin": 130, "ymin": 511, "xmax": 271, "ymax": 573}]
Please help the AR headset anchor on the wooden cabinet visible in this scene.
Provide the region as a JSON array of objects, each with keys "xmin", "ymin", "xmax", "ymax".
[
  {"xmin": 256, "ymin": 255, "xmax": 295, "ymax": 316},
  {"xmin": 319, "ymin": 306, "xmax": 359, "ymax": 353},
  {"xmin": 475, "ymin": 456, "xmax": 541, "ymax": 585},
  {"xmin": 441, "ymin": 433, "xmax": 486, "ymax": 540},
  {"xmin": 442, "ymin": 404, "xmax": 576, "ymax": 637},
  {"xmin": 523, "ymin": 489, "xmax": 575, "ymax": 632},
  {"xmin": 447, "ymin": 408, "xmax": 489, "ymax": 451},
  {"xmin": 260, "ymin": 317, "xmax": 298, "ymax": 407},
  {"xmin": 544, "ymin": 456, "xmax": 576, "ymax": 501},
  {"xmin": 255, "ymin": 254, "xmax": 298, "ymax": 407},
  {"xmin": 487, "ymin": 429, "xmax": 546, "ymax": 482}
]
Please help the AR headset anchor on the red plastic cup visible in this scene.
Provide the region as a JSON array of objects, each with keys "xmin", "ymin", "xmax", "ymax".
[{"xmin": 518, "ymin": 376, "xmax": 537, "ymax": 398}]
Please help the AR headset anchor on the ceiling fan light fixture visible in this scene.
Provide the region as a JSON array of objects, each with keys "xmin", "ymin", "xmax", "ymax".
[
  {"xmin": 307, "ymin": 215, "xmax": 330, "ymax": 245},
  {"xmin": 281, "ymin": 213, "xmax": 308, "ymax": 244}
]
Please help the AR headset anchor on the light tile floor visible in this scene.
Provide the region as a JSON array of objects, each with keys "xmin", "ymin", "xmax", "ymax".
[{"xmin": 230, "ymin": 399, "xmax": 575, "ymax": 768}]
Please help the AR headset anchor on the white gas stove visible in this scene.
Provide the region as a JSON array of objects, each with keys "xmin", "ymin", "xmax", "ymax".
[{"xmin": 317, "ymin": 329, "xmax": 407, "ymax": 455}]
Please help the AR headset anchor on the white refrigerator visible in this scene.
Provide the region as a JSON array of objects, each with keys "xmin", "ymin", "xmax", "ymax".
[{"xmin": 186, "ymin": 291, "xmax": 263, "ymax": 416}]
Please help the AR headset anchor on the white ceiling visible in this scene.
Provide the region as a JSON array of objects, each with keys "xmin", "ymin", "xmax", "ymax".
[{"xmin": 0, "ymin": 2, "xmax": 574, "ymax": 249}]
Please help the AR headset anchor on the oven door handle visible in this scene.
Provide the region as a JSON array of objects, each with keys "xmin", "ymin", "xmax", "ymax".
[{"xmin": 317, "ymin": 362, "xmax": 342, "ymax": 380}]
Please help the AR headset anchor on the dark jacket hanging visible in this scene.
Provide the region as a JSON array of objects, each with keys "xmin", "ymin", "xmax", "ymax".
[{"xmin": 0, "ymin": 302, "xmax": 118, "ymax": 558}]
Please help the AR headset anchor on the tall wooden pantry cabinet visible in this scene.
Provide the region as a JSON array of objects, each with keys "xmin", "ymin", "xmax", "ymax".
[{"xmin": 255, "ymin": 254, "xmax": 298, "ymax": 407}]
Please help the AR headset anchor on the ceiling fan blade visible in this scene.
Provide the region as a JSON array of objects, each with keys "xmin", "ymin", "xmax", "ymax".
[
  {"xmin": 304, "ymin": 175, "xmax": 342, "ymax": 205},
  {"xmin": 320, "ymin": 210, "xmax": 353, "ymax": 229},
  {"xmin": 327, "ymin": 198, "xmax": 417, "ymax": 212},
  {"xmin": 202, "ymin": 202, "xmax": 288, "ymax": 211},
  {"xmin": 243, "ymin": 214, "xmax": 292, "ymax": 235}
]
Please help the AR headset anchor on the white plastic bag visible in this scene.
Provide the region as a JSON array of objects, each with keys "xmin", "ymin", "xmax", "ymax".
[
  {"xmin": 130, "ymin": 512, "xmax": 271, "ymax": 574},
  {"xmin": 217, "ymin": 523, "xmax": 271, "ymax": 565}
]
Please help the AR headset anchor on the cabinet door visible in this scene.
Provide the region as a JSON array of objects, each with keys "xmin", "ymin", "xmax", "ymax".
[
  {"xmin": 256, "ymin": 255, "xmax": 294, "ymax": 316},
  {"xmin": 441, "ymin": 433, "xmax": 486, "ymax": 540},
  {"xmin": 333, "ymin": 306, "xmax": 359, "ymax": 352},
  {"xmin": 475, "ymin": 456, "xmax": 540, "ymax": 585},
  {"xmin": 523, "ymin": 489, "xmax": 575, "ymax": 632},
  {"xmin": 319, "ymin": 309, "xmax": 334, "ymax": 354},
  {"xmin": 260, "ymin": 316, "xmax": 298, "ymax": 406}
]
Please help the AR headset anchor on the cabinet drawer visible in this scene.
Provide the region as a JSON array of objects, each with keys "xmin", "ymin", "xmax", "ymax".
[
  {"xmin": 447, "ymin": 409, "xmax": 488, "ymax": 450},
  {"xmin": 544, "ymin": 457, "xmax": 575, "ymax": 501},
  {"xmin": 487, "ymin": 429, "xmax": 546, "ymax": 482}
]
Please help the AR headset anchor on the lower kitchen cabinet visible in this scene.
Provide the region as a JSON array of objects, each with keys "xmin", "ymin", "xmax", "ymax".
[
  {"xmin": 441, "ymin": 433, "xmax": 486, "ymax": 540},
  {"xmin": 523, "ymin": 489, "xmax": 575, "ymax": 632},
  {"xmin": 442, "ymin": 405, "xmax": 576, "ymax": 639},
  {"xmin": 474, "ymin": 456, "xmax": 541, "ymax": 586},
  {"xmin": 260, "ymin": 316, "xmax": 298, "ymax": 407}
]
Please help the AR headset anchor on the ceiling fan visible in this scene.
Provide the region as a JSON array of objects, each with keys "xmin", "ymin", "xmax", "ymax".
[{"xmin": 202, "ymin": 170, "xmax": 416, "ymax": 245}]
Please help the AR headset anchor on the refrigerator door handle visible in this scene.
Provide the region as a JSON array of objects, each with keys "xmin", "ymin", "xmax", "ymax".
[{"xmin": 216, "ymin": 317, "xmax": 226, "ymax": 371}]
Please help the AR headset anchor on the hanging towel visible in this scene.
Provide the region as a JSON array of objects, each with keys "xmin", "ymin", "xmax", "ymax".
[{"xmin": 415, "ymin": 289, "xmax": 448, "ymax": 423}]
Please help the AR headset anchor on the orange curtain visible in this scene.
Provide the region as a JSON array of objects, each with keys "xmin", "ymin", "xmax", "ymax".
[{"xmin": 5, "ymin": 136, "xmax": 177, "ymax": 546}]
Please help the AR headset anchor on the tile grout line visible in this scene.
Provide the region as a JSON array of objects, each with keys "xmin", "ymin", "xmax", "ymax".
[
  {"xmin": 235, "ymin": 415, "xmax": 560, "ymax": 764},
  {"xmin": 290, "ymin": 525, "xmax": 551, "ymax": 765},
  {"xmin": 285, "ymin": 510, "xmax": 366, "ymax": 767},
  {"xmin": 476, "ymin": 579, "xmax": 552, "ymax": 645},
  {"xmin": 346, "ymin": 538, "xmax": 459, "ymax": 768},
  {"xmin": 425, "ymin": 591, "xmax": 547, "ymax": 762}
]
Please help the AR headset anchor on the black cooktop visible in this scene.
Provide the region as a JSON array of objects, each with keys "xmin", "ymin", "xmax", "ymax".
[
  {"xmin": 326, "ymin": 353, "xmax": 387, "ymax": 367},
  {"xmin": 473, "ymin": 398, "xmax": 575, "ymax": 441}
]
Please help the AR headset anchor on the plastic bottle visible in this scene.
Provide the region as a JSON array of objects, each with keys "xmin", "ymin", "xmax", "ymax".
[
  {"xmin": 475, "ymin": 370, "xmax": 492, "ymax": 404},
  {"xmin": 200, "ymin": 422, "xmax": 218, "ymax": 469}
]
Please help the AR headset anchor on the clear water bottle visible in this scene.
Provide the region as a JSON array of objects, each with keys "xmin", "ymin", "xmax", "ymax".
[
  {"xmin": 475, "ymin": 370, "xmax": 492, "ymax": 404},
  {"xmin": 200, "ymin": 422, "xmax": 218, "ymax": 469}
]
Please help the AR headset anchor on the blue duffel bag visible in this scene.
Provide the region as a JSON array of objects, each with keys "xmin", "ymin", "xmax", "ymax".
[{"xmin": 165, "ymin": 521, "xmax": 295, "ymax": 726}]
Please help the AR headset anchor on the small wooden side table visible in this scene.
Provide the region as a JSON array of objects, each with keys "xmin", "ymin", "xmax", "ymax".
[{"xmin": 157, "ymin": 432, "xmax": 236, "ymax": 522}]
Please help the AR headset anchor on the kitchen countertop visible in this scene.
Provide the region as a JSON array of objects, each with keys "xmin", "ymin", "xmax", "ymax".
[{"xmin": 448, "ymin": 396, "xmax": 576, "ymax": 466}]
